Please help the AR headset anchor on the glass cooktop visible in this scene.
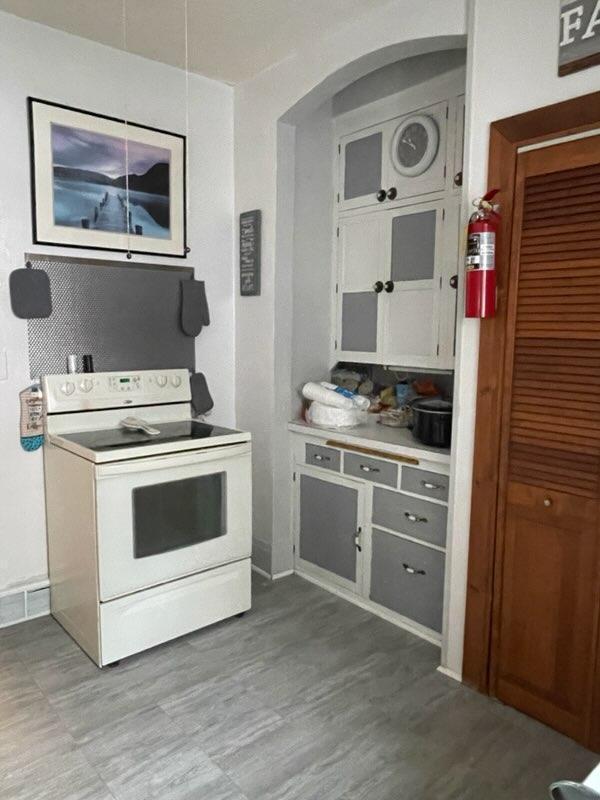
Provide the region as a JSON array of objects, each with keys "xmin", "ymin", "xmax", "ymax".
[{"xmin": 60, "ymin": 421, "xmax": 239, "ymax": 452}]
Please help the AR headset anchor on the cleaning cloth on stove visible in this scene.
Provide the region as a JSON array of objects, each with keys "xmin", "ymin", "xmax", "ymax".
[
  {"xmin": 10, "ymin": 262, "xmax": 52, "ymax": 319},
  {"xmin": 190, "ymin": 372, "xmax": 214, "ymax": 416},
  {"xmin": 181, "ymin": 279, "xmax": 210, "ymax": 336}
]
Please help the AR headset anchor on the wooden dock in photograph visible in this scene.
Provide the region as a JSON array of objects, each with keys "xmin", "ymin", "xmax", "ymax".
[{"xmin": 81, "ymin": 191, "xmax": 142, "ymax": 235}]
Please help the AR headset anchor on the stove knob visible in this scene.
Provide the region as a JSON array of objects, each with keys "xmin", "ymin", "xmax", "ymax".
[
  {"xmin": 79, "ymin": 378, "xmax": 93, "ymax": 393},
  {"xmin": 156, "ymin": 374, "xmax": 168, "ymax": 387},
  {"xmin": 171, "ymin": 375, "xmax": 182, "ymax": 387},
  {"xmin": 60, "ymin": 381, "xmax": 75, "ymax": 396}
]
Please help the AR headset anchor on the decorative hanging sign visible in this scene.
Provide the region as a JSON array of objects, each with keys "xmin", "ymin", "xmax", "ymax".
[
  {"xmin": 559, "ymin": 0, "xmax": 600, "ymax": 76},
  {"xmin": 239, "ymin": 210, "xmax": 261, "ymax": 297}
]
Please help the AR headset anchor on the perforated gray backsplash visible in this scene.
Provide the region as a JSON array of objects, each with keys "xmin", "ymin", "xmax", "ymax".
[{"xmin": 26, "ymin": 254, "xmax": 195, "ymax": 378}]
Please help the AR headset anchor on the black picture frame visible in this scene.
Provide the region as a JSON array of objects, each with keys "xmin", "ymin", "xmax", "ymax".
[{"xmin": 28, "ymin": 97, "xmax": 187, "ymax": 258}]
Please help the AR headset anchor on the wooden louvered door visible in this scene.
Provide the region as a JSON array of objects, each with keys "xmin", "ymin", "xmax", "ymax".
[{"xmin": 491, "ymin": 134, "xmax": 600, "ymax": 744}]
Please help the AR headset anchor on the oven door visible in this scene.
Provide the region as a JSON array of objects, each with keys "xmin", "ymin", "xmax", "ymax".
[{"xmin": 95, "ymin": 442, "xmax": 251, "ymax": 600}]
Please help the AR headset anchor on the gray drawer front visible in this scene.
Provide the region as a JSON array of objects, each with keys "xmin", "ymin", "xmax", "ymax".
[
  {"xmin": 343, "ymin": 453, "xmax": 397, "ymax": 487},
  {"xmin": 401, "ymin": 467, "xmax": 449, "ymax": 502},
  {"xmin": 370, "ymin": 528, "xmax": 445, "ymax": 633},
  {"xmin": 305, "ymin": 444, "xmax": 340, "ymax": 472},
  {"xmin": 372, "ymin": 488, "xmax": 447, "ymax": 548}
]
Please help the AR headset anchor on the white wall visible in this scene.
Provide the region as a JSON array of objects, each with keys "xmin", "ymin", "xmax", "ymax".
[
  {"xmin": 291, "ymin": 100, "xmax": 334, "ymax": 413},
  {"xmin": 234, "ymin": 0, "xmax": 467, "ymax": 575},
  {"xmin": 0, "ymin": 12, "xmax": 235, "ymax": 593},
  {"xmin": 332, "ymin": 48, "xmax": 466, "ymax": 116},
  {"xmin": 443, "ymin": 0, "xmax": 600, "ymax": 678}
]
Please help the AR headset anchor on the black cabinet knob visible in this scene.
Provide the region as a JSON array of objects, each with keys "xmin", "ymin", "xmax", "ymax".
[
  {"xmin": 384, "ymin": 280, "xmax": 394, "ymax": 293},
  {"xmin": 449, "ymin": 275, "xmax": 458, "ymax": 289},
  {"xmin": 376, "ymin": 189, "xmax": 386, "ymax": 202},
  {"xmin": 386, "ymin": 187, "xmax": 397, "ymax": 200},
  {"xmin": 373, "ymin": 281, "xmax": 384, "ymax": 293},
  {"xmin": 454, "ymin": 171, "xmax": 463, "ymax": 187}
]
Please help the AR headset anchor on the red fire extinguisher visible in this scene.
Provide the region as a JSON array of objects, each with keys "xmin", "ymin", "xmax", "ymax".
[{"xmin": 465, "ymin": 189, "xmax": 500, "ymax": 318}]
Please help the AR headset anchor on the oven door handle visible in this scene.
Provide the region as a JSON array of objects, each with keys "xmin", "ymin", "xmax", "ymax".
[{"xmin": 96, "ymin": 441, "xmax": 251, "ymax": 477}]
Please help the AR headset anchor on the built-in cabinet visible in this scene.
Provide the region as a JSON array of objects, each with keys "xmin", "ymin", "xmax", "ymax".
[
  {"xmin": 332, "ymin": 70, "xmax": 465, "ymax": 370},
  {"xmin": 293, "ymin": 433, "xmax": 450, "ymax": 642}
]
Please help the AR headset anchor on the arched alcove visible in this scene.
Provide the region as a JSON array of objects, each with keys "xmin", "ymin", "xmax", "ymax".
[{"xmin": 269, "ymin": 37, "xmax": 467, "ymax": 651}]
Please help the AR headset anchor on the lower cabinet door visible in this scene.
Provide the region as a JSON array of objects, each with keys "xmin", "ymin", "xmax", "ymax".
[
  {"xmin": 369, "ymin": 528, "xmax": 445, "ymax": 633},
  {"xmin": 296, "ymin": 470, "xmax": 362, "ymax": 591}
]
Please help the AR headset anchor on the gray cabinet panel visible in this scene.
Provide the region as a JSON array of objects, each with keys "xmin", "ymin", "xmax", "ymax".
[
  {"xmin": 344, "ymin": 453, "xmax": 397, "ymax": 487},
  {"xmin": 299, "ymin": 474, "xmax": 357, "ymax": 582},
  {"xmin": 341, "ymin": 292, "xmax": 378, "ymax": 352},
  {"xmin": 391, "ymin": 209, "xmax": 436, "ymax": 282},
  {"xmin": 305, "ymin": 444, "xmax": 340, "ymax": 472},
  {"xmin": 344, "ymin": 133, "xmax": 382, "ymax": 201},
  {"xmin": 370, "ymin": 528, "xmax": 445, "ymax": 633},
  {"xmin": 372, "ymin": 488, "xmax": 447, "ymax": 548},
  {"xmin": 401, "ymin": 467, "xmax": 449, "ymax": 502}
]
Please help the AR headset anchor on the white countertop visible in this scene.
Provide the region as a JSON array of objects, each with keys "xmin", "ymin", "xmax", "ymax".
[
  {"xmin": 585, "ymin": 763, "xmax": 600, "ymax": 791},
  {"xmin": 288, "ymin": 416, "xmax": 451, "ymax": 465}
]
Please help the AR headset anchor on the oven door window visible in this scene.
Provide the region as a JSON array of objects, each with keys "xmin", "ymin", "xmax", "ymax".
[{"xmin": 133, "ymin": 473, "xmax": 226, "ymax": 559}]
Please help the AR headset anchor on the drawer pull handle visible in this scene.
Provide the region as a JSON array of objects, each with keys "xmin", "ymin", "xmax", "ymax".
[
  {"xmin": 405, "ymin": 511, "xmax": 427, "ymax": 524},
  {"xmin": 314, "ymin": 454, "xmax": 331, "ymax": 462},
  {"xmin": 403, "ymin": 563, "xmax": 426, "ymax": 576},
  {"xmin": 422, "ymin": 480, "xmax": 443, "ymax": 491},
  {"xmin": 360, "ymin": 464, "xmax": 380, "ymax": 473}
]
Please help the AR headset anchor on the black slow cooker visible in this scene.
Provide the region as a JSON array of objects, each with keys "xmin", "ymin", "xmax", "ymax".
[{"xmin": 411, "ymin": 398, "xmax": 453, "ymax": 448}]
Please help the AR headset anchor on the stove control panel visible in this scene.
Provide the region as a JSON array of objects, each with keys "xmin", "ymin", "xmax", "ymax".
[{"xmin": 43, "ymin": 369, "xmax": 191, "ymax": 413}]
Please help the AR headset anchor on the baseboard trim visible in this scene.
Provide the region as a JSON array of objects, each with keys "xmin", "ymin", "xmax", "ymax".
[
  {"xmin": 251, "ymin": 564, "xmax": 272, "ymax": 580},
  {"xmin": 0, "ymin": 581, "xmax": 50, "ymax": 628},
  {"xmin": 295, "ymin": 569, "xmax": 442, "ymax": 648},
  {"xmin": 272, "ymin": 569, "xmax": 294, "ymax": 580},
  {"xmin": 437, "ymin": 665, "xmax": 462, "ymax": 683}
]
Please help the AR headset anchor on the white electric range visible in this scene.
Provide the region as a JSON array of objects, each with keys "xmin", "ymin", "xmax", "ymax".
[{"xmin": 42, "ymin": 369, "xmax": 252, "ymax": 667}]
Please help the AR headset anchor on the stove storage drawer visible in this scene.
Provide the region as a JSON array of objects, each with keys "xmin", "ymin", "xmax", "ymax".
[
  {"xmin": 370, "ymin": 528, "xmax": 444, "ymax": 633},
  {"xmin": 372, "ymin": 487, "xmax": 447, "ymax": 548}
]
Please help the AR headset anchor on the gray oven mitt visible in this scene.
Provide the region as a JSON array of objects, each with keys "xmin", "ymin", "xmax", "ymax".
[
  {"xmin": 190, "ymin": 373, "xmax": 214, "ymax": 416},
  {"xmin": 181, "ymin": 279, "xmax": 210, "ymax": 337},
  {"xmin": 9, "ymin": 262, "xmax": 52, "ymax": 319}
]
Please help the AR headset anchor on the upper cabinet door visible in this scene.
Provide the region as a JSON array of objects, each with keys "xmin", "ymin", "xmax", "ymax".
[
  {"xmin": 336, "ymin": 212, "xmax": 384, "ymax": 357},
  {"xmin": 385, "ymin": 101, "xmax": 448, "ymax": 203},
  {"xmin": 338, "ymin": 124, "xmax": 388, "ymax": 212},
  {"xmin": 338, "ymin": 102, "xmax": 449, "ymax": 212},
  {"xmin": 381, "ymin": 201, "xmax": 445, "ymax": 368}
]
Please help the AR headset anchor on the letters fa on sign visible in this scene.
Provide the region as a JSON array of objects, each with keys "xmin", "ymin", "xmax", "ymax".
[{"xmin": 559, "ymin": 0, "xmax": 600, "ymax": 75}]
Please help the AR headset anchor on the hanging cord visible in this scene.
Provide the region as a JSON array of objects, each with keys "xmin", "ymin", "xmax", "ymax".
[
  {"xmin": 184, "ymin": 0, "xmax": 191, "ymax": 254},
  {"xmin": 122, "ymin": 0, "xmax": 132, "ymax": 258}
]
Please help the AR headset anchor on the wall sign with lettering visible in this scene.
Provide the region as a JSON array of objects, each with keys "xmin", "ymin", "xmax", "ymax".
[
  {"xmin": 559, "ymin": 0, "xmax": 600, "ymax": 76},
  {"xmin": 239, "ymin": 210, "xmax": 261, "ymax": 297}
]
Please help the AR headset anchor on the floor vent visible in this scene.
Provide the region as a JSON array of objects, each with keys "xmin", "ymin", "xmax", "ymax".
[{"xmin": 0, "ymin": 584, "xmax": 50, "ymax": 628}]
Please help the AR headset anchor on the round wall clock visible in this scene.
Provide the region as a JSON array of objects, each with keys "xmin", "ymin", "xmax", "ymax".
[{"xmin": 391, "ymin": 114, "xmax": 440, "ymax": 177}]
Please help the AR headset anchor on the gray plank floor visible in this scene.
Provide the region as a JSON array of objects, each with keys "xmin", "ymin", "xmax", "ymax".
[{"xmin": 0, "ymin": 574, "xmax": 596, "ymax": 800}]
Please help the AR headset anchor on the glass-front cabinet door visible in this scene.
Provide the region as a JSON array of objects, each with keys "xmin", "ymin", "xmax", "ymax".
[
  {"xmin": 336, "ymin": 211, "xmax": 384, "ymax": 357},
  {"xmin": 380, "ymin": 201, "xmax": 445, "ymax": 368}
]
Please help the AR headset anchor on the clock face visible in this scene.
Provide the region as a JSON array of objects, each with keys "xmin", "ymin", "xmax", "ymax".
[
  {"xmin": 397, "ymin": 122, "xmax": 429, "ymax": 169},
  {"xmin": 391, "ymin": 114, "xmax": 440, "ymax": 177}
]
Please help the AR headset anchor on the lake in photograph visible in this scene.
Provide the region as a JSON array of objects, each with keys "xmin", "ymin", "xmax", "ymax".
[{"xmin": 51, "ymin": 123, "xmax": 171, "ymax": 239}]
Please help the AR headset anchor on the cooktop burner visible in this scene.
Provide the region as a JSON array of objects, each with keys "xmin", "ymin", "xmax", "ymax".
[{"xmin": 60, "ymin": 421, "xmax": 237, "ymax": 452}]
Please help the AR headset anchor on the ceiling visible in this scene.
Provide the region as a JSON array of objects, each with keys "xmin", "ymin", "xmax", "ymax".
[{"xmin": 0, "ymin": 0, "xmax": 394, "ymax": 85}]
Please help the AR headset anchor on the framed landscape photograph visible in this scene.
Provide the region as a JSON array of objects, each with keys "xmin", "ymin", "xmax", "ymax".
[{"xmin": 28, "ymin": 98, "xmax": 186, "ymax": 257}]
